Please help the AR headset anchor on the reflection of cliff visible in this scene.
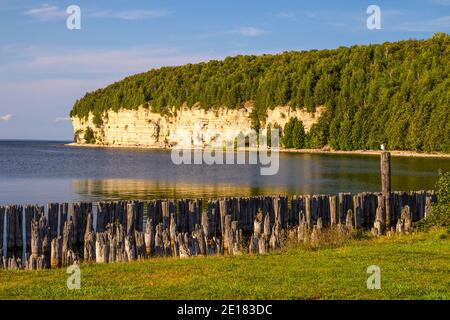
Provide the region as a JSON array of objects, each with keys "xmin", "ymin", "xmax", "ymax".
[
  {"xmin": 71, "ymin": 179, "xmax": 292, "ymax": 201},
  {"xmin": 72, "ymin": 104, "xmax": 325, "ymax": 148}
]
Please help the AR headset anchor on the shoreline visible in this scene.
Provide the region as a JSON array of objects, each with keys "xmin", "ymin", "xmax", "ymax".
[{"xmin": 65, "ymin": 143, "xmax": 450, "ymax": 158}]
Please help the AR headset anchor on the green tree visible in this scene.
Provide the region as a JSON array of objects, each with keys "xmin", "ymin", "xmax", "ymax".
[
  {"xmin": 291, "ymin": 120, "xmax": 306, "ymax": 149},
  {"xmin": 84, "ymin": 127, "xmax": 96, "ymax": 144},
  {"xmin": 282, "ymin": 118, "xmax": 306, "ymax": 149},
  {"xmin": 93, "ymin": 113, "xmax": 103, "ymax": 128},
  {"xmin": 281, "ymin": 118, "xmax": 295, "ymax": 148}
]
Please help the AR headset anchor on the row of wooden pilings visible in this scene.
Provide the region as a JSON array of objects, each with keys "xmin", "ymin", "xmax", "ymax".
[{"xmin": 0, "ymin": 191, "xmax": 436, "ymax": 270}]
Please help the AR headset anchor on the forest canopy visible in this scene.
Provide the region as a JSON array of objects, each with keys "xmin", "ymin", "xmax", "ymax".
[{"xmin": 71, "ymin": 33, "xmax": 450, "ymax": 152}]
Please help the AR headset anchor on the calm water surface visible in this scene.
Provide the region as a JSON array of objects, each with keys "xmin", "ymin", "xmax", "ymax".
[{"xmin": 0, "ymin": 140, "xmax": 449, "ymax": 204}]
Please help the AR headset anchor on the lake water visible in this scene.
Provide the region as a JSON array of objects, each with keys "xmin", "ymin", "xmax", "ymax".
[{"xmin": 0, "ymin": 140, "xmax": 449, "ymax": 205}]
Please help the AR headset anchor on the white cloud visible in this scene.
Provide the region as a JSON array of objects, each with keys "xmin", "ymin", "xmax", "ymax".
[
  {"xmin": 235, "ymin": 27, "xmax": 266, "ymax": 37},
  {"xmin": 0, "ymin": 45, "xmax": 219, "ymax": 78},
  {"xmin": 0, "ymin": 46, "xmax": 220, "ymax": 137},
  {"xmin": 23, "ymin": 4, "xmax": 171, "ymax": 22},
  {"xmin": 0, "ymin": 114, "xmax": 12, "ymax": 121},
  {"xmin": 90, "ymin": 9, "xmax": 171, "ymax": 20},
  {"xmin": 276, "ymin": 12, "xmax": 296, "ymax": 19},
  {"xmin": 393, "ymin": 15, "xmax": 450, "ymax": 31},
  {"xmin": 54, "ymin": 117, "xmax": 71, "ymax": 122},
  {"xmin": 382, "ymin": 10, "xmax": 406, "ymax": 18},
  {"xmin": 22, "ymin": 4, "xmax": 66, "ymax": 21},
  {"xmin": 432, "ymin": 0, "xmax": 450, "ymax": 5}
]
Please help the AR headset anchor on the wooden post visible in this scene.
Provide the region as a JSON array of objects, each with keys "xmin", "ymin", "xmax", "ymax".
[
  {"xmin": 353, "ymin": 195, "xmax": 362, "ymax": 229},
  {"xmin": 223, "ymin": 214, "xmax": 232, "ymax": 254},
  {"xmin": 154, "ymin": 224, "xmax": 163, "ymax": 257},
  {"xmin": 50, "ymin": 236, "xmax": 62, "ymax": 268},
  {"xmin": 161, "ymin": 201, "xmax": 170, "ymax": 230},
  {"xmin": 231, "ymin": 221, "xmax": 242, "ymax": 255},
  {"xmin": 381, "ymin": 151, "xmax": 391, "ymax": 229},
  {"xmin": 144, "ymin": 218, "xmax": 154, "ymax": 256},
  {"xmin": 112, "ymin": 223, "xmax": 126, "ymax": 262},
  {"xmin": 345, "ymin": 209, "xmax": 353, "ymax": 230},
  {"xmin": 329, "ymin": 196, "xmax": 337, "ymax": 227},
  {"xmin": 305, "ymin": 195, "xmax": 312, "ymax": 228},
  {"xmin": 219, "ymin": 199, "xmax": 227, "ymax": 243},
  {"xmin": 96, "ymin": 202, "xmax": 106, "ymax": 233},
  {"xmin": 95, "ymin": 232, "xmax": 109, "ymax": 263},
  {"xmin": 84, "ymin": 212, "xmax": 96, "ymax": 262},
  {"xmin": 29, "ymin": 218, "xmax": 43, "ymax": 269},
  {"xmin": 0, "ymin": 206, "xmax": 4, "ymax": 258},
  {"xmin": 61, "ymin": 220, "xmax": 73, "ymax": 267},
  {"xmin": 126, "ymin": 202, "xmax": 135, "ymax": 237},
  {"xmin": 273, "ymin": 197, "xmax": 280, "ymax": 227},
  {"xmin": 6, "ymin": 206, "xmax": 16, "ymax": 259},
  {"xmin": 381, "ymin": 151, "xmax": 391, "ymax": 194},
  {"xmin": 13, "ymin": 206, "xmax": 23, "ymax": 259},
  {"xmin": 134, "ymin": 231, "xmax": 146, "ymax": 259},
  {"xmin": 48, "ymin": 203, "xmax": 59, "ymax": 241},
  {"xmin": 59, "ymin": 203, "xmax": 68, "ymax": 236}
]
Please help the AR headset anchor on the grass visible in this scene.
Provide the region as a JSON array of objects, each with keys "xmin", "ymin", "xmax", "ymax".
[{"xmin": 0, "ymin": 228, "xmax": 449, "ymax": 300}]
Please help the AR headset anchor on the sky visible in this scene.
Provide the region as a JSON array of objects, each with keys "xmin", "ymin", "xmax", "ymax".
[{"xmin": 0, "ymin": 0, "xmax": 449, "ymax": 140}]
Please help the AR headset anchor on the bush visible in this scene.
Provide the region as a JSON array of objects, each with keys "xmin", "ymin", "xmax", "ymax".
[
  {"xmin": 93, "ymin": 113, "xmax": 103, "ymax": 127},
  {"xmin": 417, "ymin": 171, "xmax": 450, "ymax": 230},
  {"xmin": 84, "ymin": 127, "xmax": 96, "ymax": 144},
  {"xmin": 73, "ymin": 129, "xmax": 82, "ymax": 143},
  {"xmin": 282, "ymin": 118, "xmax": 305, "ymax": 149},
  {"xmin": 304, "ymin": 112, "xmax": 330, "ymax": 149}
]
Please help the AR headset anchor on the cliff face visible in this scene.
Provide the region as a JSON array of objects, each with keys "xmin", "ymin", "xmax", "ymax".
[{"xmin": 72, "ymin": 104, "xmax": 325, "ymax": 148}]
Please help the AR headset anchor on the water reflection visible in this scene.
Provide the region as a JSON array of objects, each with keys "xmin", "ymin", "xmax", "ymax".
[
  {"xmin": 72, "ymin": 179, "xmax": 281, "ymax": 201},
  {"xmin": 0, "ymin": 141, "xmax": 448, "ymax": 204}
]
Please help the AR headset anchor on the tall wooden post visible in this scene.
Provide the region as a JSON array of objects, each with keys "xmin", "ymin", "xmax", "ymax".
[{"xmin": 381, "ymin": 151, "xmax": 391, "ymax": 229}]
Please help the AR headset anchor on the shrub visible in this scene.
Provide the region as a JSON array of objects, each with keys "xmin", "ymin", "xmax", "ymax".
[
  {"xmin": 84, "ymin": 127, "xmax": 96, "ymax": 144},
  {"xmin": 417, "ymin": 171, "xmax": 450, "ymax": 230},
  {"xmin": 93, "ymin": 113, "xmax": 103, "ymax": 127},
  {"xmin": 281, "ymin": 118, "xmax": 305, "ymax": 149},
  {"xmin": 73, "ymin": 129, "xmax": 82, "ymax": 143}
]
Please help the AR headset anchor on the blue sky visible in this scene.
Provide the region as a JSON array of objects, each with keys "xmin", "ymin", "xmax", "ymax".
[{"xmin": 0, "ymin": 0, "xmax": 449, "ymax": 140}]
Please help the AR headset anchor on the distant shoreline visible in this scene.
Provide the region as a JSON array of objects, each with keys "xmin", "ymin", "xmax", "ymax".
[{"xmin": 65, "ymin": 143, "xmax": 450, "ymax": 158}]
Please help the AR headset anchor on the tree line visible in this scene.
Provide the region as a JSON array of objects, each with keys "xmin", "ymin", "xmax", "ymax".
[{"xmin": 71, "ymin": 33, "xmax": 449, "ymax": 152}]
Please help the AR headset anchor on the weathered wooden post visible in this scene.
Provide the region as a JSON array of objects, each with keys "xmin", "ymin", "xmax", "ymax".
[
  {"xmin": 29, "ymin": 218, "xmax": 43, "ymax": 269},
  {"xmin": 381, "ymin": 151, "xmax": 391, "ymax": 229},
  {"xmin": 50, "ymin": 236, "xmax": 62, "ymax": 268},
  {"xmin": 0, "ymin": 207, "xmax": 6, "ymax": 258},
  {"xmin": 144, "ymin": 217, "xmax": 154, "ymax": 256},
  {"xmin": 380, "ymin": 151, "xmax": 391, "ymax": 193},
  {"xmin": 304, "ymin": 195, "xmax": 312, "ymax": 227},
  {"xmin": 84, "ymin": 212, "xmax": 96, "ymax": 262},
  {"xmin": 61, "ymin": 220, "xmax": 74, "ymax": 267},
  {"xmin": 95, "ymin": 232, "xmax": 109, "ymax": 263},
  {"xmin": 0, "ymin": 206, "xmax": 4, "ymax": 258}
]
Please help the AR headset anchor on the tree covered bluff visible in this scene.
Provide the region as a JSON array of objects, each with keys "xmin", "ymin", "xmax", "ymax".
[{"xmin": 71, "ymin": 33, "xmax": 449, "ymax": 152}]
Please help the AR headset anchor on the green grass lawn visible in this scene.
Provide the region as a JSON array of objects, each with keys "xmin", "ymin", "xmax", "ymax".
[{"xmin": 1, "ymin": 229, "xmax": 449, "ymax": 300}]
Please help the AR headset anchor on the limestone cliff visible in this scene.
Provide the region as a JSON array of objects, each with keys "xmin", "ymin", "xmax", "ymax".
[{"xmin": 71, "ymin": 104, "xmax": 325, "ymax": 148}]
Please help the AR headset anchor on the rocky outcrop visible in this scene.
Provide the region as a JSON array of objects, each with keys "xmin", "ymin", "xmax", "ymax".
[{"xmin": 71, "ymin": 104, "xmax": 325, "ymax": 148}]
